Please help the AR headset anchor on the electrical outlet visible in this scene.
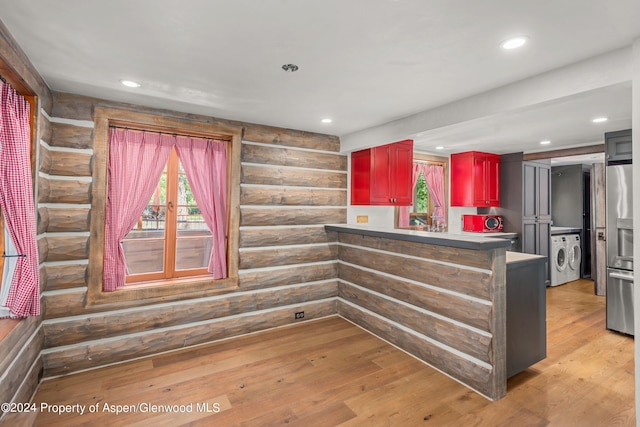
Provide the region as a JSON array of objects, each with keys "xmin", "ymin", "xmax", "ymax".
[
  {"xmin": 295, "ymin": 311, "xmax": 304, "ymax": 319},
  {"xmin": 356, "ymin": 215, "xmax": 369, "ymax": 223}
]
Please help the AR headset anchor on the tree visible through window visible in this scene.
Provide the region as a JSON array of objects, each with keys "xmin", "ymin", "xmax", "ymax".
[
  {"xmin": 122, "ymin": 147, "xmax": 212, "ymax": 283},
  {"xmin": 410, "ymin": 172, "xmax": 430, "ymax": 227}
]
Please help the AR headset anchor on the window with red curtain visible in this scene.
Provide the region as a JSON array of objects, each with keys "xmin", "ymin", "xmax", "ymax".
[
  {"xmin": 103, "ymin": 127, "xmax": 228, "ymax": 292},
  {"xmin": 0, "ymin": 80, "xmax": 39, "ymax": 318}
]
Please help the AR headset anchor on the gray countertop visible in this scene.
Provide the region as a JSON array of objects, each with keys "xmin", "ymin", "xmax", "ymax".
[
  {"xmin": 457, "ymin": 231, "xmax": 519, "ymax": 239},
  {"xmin": 325, "ymin": 224, "xmax": 511, "ymax": 250},
  {"xmin": 506, "ymin": 251, "xmax": 546, "ymax": 265}
]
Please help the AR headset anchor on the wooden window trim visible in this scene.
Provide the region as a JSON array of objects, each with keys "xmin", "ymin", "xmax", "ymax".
[{"xmin": 86, "ymin": 107, "xmax": 242, "ymax": 306}]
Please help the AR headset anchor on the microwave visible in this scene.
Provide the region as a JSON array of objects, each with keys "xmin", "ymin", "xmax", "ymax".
[{"xmin": 463, "ymin": 214, "xmax": 503, "ymax": 232}]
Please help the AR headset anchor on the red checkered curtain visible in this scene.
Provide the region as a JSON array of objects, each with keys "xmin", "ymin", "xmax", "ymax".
[
  {"xmin": 103, "ymin": 128, "xmax": 175, "ymax": 291},
  {"xmin": 175, "ymin": 137, "xmax": 228, "ymax": 278},
  {"xmin": 0, "ymin": 81, "xmax": 40, "ymax": 317}
]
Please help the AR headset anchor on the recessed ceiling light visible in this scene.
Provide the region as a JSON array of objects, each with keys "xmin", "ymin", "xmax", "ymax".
[
  {"xmin": 540, "ymin": 140, "xmax": 551, "ymax": 145},
  {"xmin": 592, "ymin": 117, "xmax": 608, "ymax": 123},
  {"xmin": 501, "ymin": 36, "xmax": 527, "ymax": 50},
  {"xmin": 121, "ymin": 79, "xmax": 141, "ymax": 88},
  {"xmin": 321, "ymin": 118, "xmax": 332, "ymax": 123},
  {"xmin": 281, "ymin": 64, "xmax": 299, "ymax": 72},
  {"xmin": 435, "ymin": 146, "xmax": 444, "ymax": 150}
]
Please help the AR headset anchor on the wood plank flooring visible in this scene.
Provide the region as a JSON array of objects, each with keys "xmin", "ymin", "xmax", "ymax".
[{"xmin": 27, "ymin": 279, "xmax": 634, "ymax": 426}]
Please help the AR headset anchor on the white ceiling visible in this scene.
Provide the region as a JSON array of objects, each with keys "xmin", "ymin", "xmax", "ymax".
[{"xmin": 1, "ymin": 0, "xmax": 639, "ymax": 156}]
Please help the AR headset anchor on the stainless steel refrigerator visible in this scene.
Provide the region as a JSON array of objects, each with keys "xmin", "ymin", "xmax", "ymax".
[{"xmin": 606, "ymin": 163, "xmax": 634, "ymax": 335}]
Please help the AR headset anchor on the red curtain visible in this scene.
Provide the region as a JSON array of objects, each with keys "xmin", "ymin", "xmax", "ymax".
[
  {"xmin": 103, "ymin": 128, "xmax": 175, "ymax": 291},
  {"xmin": 0, "ymin": 81, "xmax": 40, "ymax": 317},
  {"xmin": 175, "ymin": 137, "xmax": 228, "ymax": 278}
]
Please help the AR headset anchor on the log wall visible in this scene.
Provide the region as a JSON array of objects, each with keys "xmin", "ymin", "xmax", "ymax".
[
  {"xmin": 38, "ymin": 92, "xmax": 346, "ymax": 376},
  {"xmin": 332, "ymin": 230, "xmax": 507, "ymax": 400}
]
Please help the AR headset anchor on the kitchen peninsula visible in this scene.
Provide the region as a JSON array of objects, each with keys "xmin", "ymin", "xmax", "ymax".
[{"xmin": 326, "ymin": 224, "xmax": 546, "ymax": 401}]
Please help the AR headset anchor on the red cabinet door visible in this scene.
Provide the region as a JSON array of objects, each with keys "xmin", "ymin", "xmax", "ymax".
[
  {"xmin": 391, "ymin": 140, "xmax": 413, "ymax": 204},
  {"xmin": 370, "ymin": 144, "xmax": 393, "ymax": 204},
  {"xmin": 485, "ymin": 154, "xmax": 500, "ymax": 206},
  {"xmin": 350, "ymin": 149, "xmax": 372, "ymax": 205}
]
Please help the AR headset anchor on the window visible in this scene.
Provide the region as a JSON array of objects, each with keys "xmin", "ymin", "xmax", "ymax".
[
  {"xmin": 409, "ymin": 172, "xmax": 430, "ymax": 227},
  {"xmin": 122, "ymin": 147, "xmax": 214, "ymax": 283},
  {"xmin": 87, "ymin": 107, "xmax": 242, "ymax": 306},
  {"xmin": 396, "ymin": 154, "xmax": 448, "ymax": 232}
]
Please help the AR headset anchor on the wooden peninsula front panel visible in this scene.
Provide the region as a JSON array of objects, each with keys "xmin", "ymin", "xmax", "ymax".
[{"xmin": 326, "ymin": 225, "xmax": 509, "ymax": 400}]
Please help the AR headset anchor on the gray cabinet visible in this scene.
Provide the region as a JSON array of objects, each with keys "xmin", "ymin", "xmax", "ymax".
[
  {"xmin": 492, "ymin": 153, "xmax": 551, "ymax": 284},
  {"xmin": 506, "ymin": 252, "xmax": 547, "ymax": 378},
  {"xmin": 522, "ymin": 161, "xmax": 551, "ymax": 267}
]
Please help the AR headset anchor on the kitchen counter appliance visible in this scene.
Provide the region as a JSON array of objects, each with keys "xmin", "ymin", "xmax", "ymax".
[{"xmin": 462, "ymin": 214, "xmax": 503, "ymax": 232}]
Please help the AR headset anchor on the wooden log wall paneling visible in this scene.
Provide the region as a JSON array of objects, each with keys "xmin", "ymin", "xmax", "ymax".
[
  {"xmin": 38, "ymin": 176, "xmax": 92, "ymax": 204},
  {"xmin": 38, "ymin": 235, "xmax": 90, "ymax": 263},
  {"xmin": 239, "ymin": 244, "xmax": 338, "ymax": 269},
  {"xmin": 240, "ymin": 225, "xmax": 334, "ymax": 247},
  {"xmin": 338, "ymin": 300, "xmax": 493, "ymax": 396},
  {"xmin": 241, "ymin": 142, "xmax": 347, "ymax": 171},
  {"xmin": 237, "ymin": 262, "xmax": 338, "ymax": 290},
  {"xmin": 241, "ymin": 164, "xmax": 347, "ymax": 188},
  {"xmin": 40, "ymin": 262, "xmax": 88, "ymax": 291},
  {"xmin": 43, "ymin": 281, "xmax": 339, "ymax": 347},
  {"xmin": 338, "ymin": 243, "xmax": 492, "ymax": 300},
  {"xmin": 37, "ymin": 207, "xmax": 91, "ymax": 234},
  {"xmin": 337, "ymin": 263, "xmax": 491, "ymax": 331},
  {"xmin": 333, "ymin": 231, "xmax": 506, "ymax": 400},
  {"xmin": 35, "ymin": 91, "xmax": 347, "ymax": 379},
  {"xmin": 240, "ymin": 207, "xmax": 347, "ymax": 227},
  {"xmin": 240, "ymin": 186, "xmax": 346, "ymax": 206},
  {"xmin": 42, "ymin": 299, "xmax": 338, "ymax": 377},
  {"xmin": 39, "ymin": 144, "xmax": 93, "ymax": 176},
  {"xmin": 49, "ymin": 122, "xmax": 93, "ymax": 149}
]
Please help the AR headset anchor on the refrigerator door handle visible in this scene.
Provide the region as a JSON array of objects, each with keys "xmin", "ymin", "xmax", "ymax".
[{"xmin": 608, "ymin": 271, "xmax": 634, "ymax": 282}]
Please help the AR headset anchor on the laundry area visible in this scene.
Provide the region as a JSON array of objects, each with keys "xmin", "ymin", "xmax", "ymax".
[
  {"xmin": 550, "ymin": 226, "xmax": 582, "ymax": 286},
  {"xmin": 550, "ymin": 163, "xmax": 591, "ymax": 287}
]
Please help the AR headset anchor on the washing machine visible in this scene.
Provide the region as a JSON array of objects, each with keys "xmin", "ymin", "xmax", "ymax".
[
  {"xmin": 565, "ymin": 234, "xmax": 581, "ymax": 282},
  {"xmin": 551, "ymin": 235, "xmax": 568, "ymax": 286}
]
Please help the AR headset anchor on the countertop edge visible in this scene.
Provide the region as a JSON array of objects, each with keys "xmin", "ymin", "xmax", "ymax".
[
  {"xmin": 506, "ymin": 251, "xmax": 546, "ymax": 265},
  {"xmin": 325, "ymin": 224, "xmax": 511, "ymax": 250}
]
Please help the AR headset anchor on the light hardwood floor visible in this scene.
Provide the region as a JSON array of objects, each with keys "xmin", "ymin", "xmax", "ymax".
[{"xmin": 25, "ymin": 279, "xmax": 635, "ymax": 426}]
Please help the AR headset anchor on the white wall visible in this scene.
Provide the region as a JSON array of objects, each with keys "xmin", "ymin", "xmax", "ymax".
[{"xmin": 631, "ymin": 36, "xmax": 640, "ymax": 425}]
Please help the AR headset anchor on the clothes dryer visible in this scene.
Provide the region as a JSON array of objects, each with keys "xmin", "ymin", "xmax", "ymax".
[
  {"xmin": 566, "ymin": 234, "xmax": 581, "ymax": 282},
  {"xmin": 551, "ymin": 235, "xmax": 568, "ymax": 286}
]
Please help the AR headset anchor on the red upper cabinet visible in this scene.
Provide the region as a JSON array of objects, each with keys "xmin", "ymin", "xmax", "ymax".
[
  {"xmin": 351, "ymin": 139, "xmax": 413, "ymax": 205},
  {"xmin": 451, "ymin": 151, "xmax": 500, "ymax": 207}
]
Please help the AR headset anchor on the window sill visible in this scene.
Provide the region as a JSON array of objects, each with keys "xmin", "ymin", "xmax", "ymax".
[{"xmin": 86, "ymin": 275, "xmax": 239, "ymax": 308}]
